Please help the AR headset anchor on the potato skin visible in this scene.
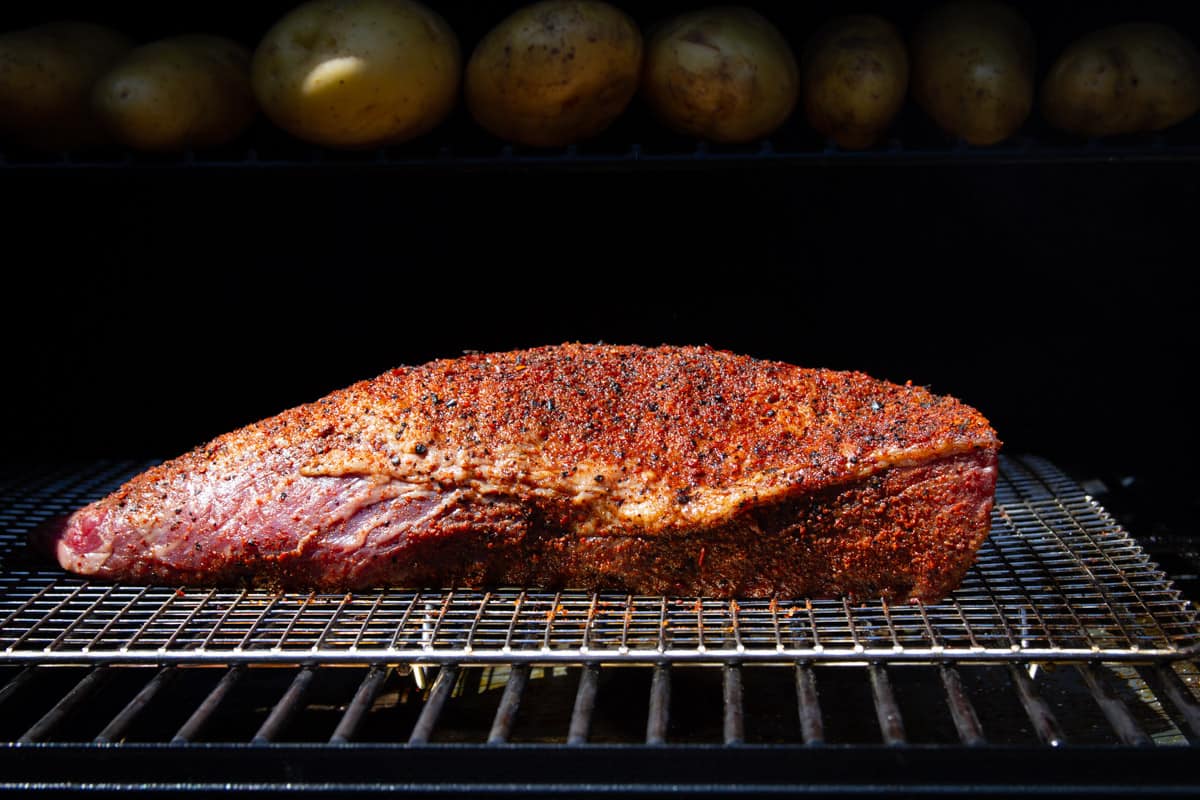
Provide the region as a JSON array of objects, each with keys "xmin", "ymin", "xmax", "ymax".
[
  {"xmin": 802, "ymin": 15, "xmax": 908, "ymax": 150},
  {"xmin": 92, "ymin": 36, "xmax": 255, "ymax": 152},
  {"xmin": 252, "ymin": 0, "xmax": 460, "ymax": 149},
  {"xmin": 0, "ymin": 22, "xmax": 133, "ymax": 151},
  {"xmin": 466, "ymin": 1, "xmax": 642, "ymax": 147},
  {"xmin": 1042, "ymin": 23, "xmax": 1200, "ymax": 137},
  {"xmin": 911, "ymin": 1, "xmax": 1034, "ymax": 145},
  {"xmin": 641, "ymin": 6, "xmax": 798, "ymax": 143}
]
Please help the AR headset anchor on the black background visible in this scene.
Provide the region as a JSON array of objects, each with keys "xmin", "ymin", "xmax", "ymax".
[{"xmin": 3, "ymin": 0, "xmax": 1197, "ymax": 497}]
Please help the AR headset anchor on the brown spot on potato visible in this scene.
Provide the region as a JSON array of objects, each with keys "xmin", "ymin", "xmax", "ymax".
[{"xmin": 681, "ymin": 30, "xmax": 720, "ymax": 52}]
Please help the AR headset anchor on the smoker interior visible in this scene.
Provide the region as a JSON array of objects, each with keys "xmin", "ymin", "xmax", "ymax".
[{"xmin": 4, "ymin": 0, "xmax": 1200, "ymax": 795}]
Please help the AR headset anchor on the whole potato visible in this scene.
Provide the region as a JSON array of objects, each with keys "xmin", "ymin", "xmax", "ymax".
[
  {"xmin": 92, "ymin": 35, "xmax": 256, "ymax": 152},
  {"xmin": 911, "ymin": 1, "xmax": 1034, "ymax": 145},
  {"xmin": 252, "ymin": 0, "xmax": 460, "ymax": 149},
  {"xmin": 642, "ymin": 6, "xmax": 798, "ymax": 143},
  {"xmin": 802, "ymin": 15, "xmax": 908, "ymax": 150},
  {"xmin": 0, "ymin": 21, "xmax": 133, "ymax": 151},
  {"xmin": 466, "ymin": 1, "xmax": 642, "ymax": 147},
  {"xmin": 1042, "ymin": 23, "xmax": 1200, "ymax": 137}
]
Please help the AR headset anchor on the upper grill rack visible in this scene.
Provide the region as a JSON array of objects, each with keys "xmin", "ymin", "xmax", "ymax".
[
  {"xmin": 1, "ymin": 455, "xmax": 1197, "ymax": 664},
  {"xmin": 4, "ymin": 133, "xmax": 1200, "ymax": 171}
]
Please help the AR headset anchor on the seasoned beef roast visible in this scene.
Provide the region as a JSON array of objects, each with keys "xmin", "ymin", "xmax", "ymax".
[{"xmin": 39, "ymin": 344, "xmax": 1000, "ymax": 600}]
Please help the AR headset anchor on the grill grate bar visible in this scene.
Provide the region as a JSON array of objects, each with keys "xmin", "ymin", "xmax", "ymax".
[
  {"xmin": 722, "ymin": 664, "xmax": 745, "ymax": 745},
  {"xmin": 542, "ymin": 592, "xmax": 561, "ymax": 651},
  {"xmin": 868, "ymin": 664, "xmax": 906, "ymax": 746},
  {"xmin": 172, "ymin": 666, "xmax": 242, "ymax": 744},
  {"xmin": 253, "ymin": 666, "xmax": 316, "ymax": 744},
  {"xmin": 622, "ymin": 595, "xmax": 635, "ymax": 653},
  {"xmin": 729, "ymin": 601, "xmax": 744, "ymax": 652},
  {"xmin": 386, "ymin": 592, "xmax": 422, "ymax": 651},
  {"xmin": 236, "ymin": 594, "xmax": 279, "ymax": 652},
  {"xmin": 878, "ymin": 599, "xmax": 901, "ymax": 651},
  {"xmin": 407, "ymin": 664, "xmax": 458, "ymax": 745},
  {"xmin": 487, "ymin": 664, "xmax": 529, "ymax": 744},
  {"xmin": 914, "ymin": 601, "xmax": 941, "ymax": 652},
  {"xmin": 198, "ymin": 591, "xmax": 246, "ymax": 651},
  {"xmin": 580, "ymin": 594, "xmax": 598, "ymax": 653},
  {"xmin": 656, "ymin": 597, "xmax": 668, "ymax": 653},
  {"xmin": 82, "ymin": 586, "xmax": 150, "ymax": 652},
  {"xmin": 503, "ymin": 592, "xmax": 526, "ymax": 652},
  {"xmin": 423, "ymin": 593, "xmax": 454, "ymax": 652},
  {"xmin": 94, "ymin": 666, "xmax": 174, "ymax": 744},
  {"xmin": 1077, "ymin": 664, "xmax": 1151, "ymax": 747},
  {"xmin": 271, "ymin": 593, "xmax": 314, "ymax": 651},
  {"xmin": 1152, "ymin": 664, "xmax": 1200, "ymax": 740},
  {"xmin": 1009, "ymin": 663, "xmax": 1066, "ymax": 747},
  {"xmin": 121, "ymin": 587, "xmax": 177, "ymax": 652},
  {"xmin": 842, "ymin": 598, "xmax": 862, "ymax": 653},
  {"xmin": 0, "ymin": 666, "xmax": 35, "ymax": 707},
  {"xmin": 465, "ymin": 592, "xmax": 489, "ymax": 652},
  {"xmin": 157, "ymin": 588, "xmax": 214, "ymax": 651},
  {"xmin": 566, "ymin": 664, "xmax": 599, "ymax": 745},
  {"xmin": 940, "ymin": 664, "xmax": 986, "ymax": 746},
  {"xmin": 770, "ymin": 599, "xmax": 784, "ymax": 651},
  {"xmin": 794, "ymin": 663, "xmax": 824, "ymax": 745},
  {"xmin": 645, "ymin": 664, "xmax": 670, "ymax": 745},
  {"xmin": 973, "ymin": 542, "xmax": 1025, "ymax": 651},
  {"xmin": 950, "ymin": 599, "xmax": 983, "ymax": 651},
  {"xmin": 352, "ymin": 593, "xmax": 386, "ymax": 650},
  {"xmin": 312, "ymin": 593, "xmax": 351, "ymax": 652},
  {"xmin": 329, "ymin": 665, "xmax": 388, "ymax": 744},
  {"xmin": 19, "ymin": 666, "xmax": 109, "ymax": 743},
  {"xmin": 464, "ymin": 592, "xmax": 490, "ymax": 652},
  {"xmin": 806, "ymin": 602, "xmax": 821, "ymax": 653}
]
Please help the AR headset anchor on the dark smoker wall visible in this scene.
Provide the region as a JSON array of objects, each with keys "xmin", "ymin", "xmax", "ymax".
[{"xmin": 4, "ymin": 163, "xmax": 1196, "ymax": 488}]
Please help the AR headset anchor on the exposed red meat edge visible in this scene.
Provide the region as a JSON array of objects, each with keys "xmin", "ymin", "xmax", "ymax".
[{"xmin": 38, "ymin": 343, "xmax": 1000, "ymax": 600}]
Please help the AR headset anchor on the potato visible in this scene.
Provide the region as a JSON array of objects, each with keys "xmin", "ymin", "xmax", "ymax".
[
  {"xmin": 802, "ymin": 15, "xmax": 908, "ymax": 150},
  {"xmin": 252, "ymin": 0, "xmax": 460, "ymax": 149},
  {"xmin": 641, "ymin": 7, "xmax": 798, "ymax": 143},
  {"xmin": 911, "ymin": 1, "xmax": 1034, "ymax": 145},
  {"xmin": 92, "ymin": 36, "xmax": 255, "ymax": 152},
  {"xmin": 0, "ymin": 22, "xmax": 133, "ymax": 151},
  {"xmin": 466, "ymin": 1, "xmax": 642, "ymax": 147},
  {"xmin": 1042, "ymin": 23, "xmax": 1200, "ymax": 138}
]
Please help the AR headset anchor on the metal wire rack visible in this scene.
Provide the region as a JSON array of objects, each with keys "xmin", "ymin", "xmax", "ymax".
[
  {"xmin": 3, "ymin": 133, "xmax": 1200, "ymax": 172},
  {"xmin": 1, "ymin": 455, "xmax": 1197, "ymax": 665}
]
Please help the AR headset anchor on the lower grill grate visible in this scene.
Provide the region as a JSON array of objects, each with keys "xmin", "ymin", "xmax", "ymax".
[{"xmin": 1, "ymin": 660, "xmax": 1198, "ymax": 747}]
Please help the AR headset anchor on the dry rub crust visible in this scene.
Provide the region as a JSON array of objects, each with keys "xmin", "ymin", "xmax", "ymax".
[{"xmin": 44, "ymin": 344, "xmax": 1001, "ymax": 600}]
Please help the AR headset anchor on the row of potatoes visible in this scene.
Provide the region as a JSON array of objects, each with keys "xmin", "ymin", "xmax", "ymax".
[{"xmin": 2, "ymin": 0, "xmax": 1200, "ymax": 153}]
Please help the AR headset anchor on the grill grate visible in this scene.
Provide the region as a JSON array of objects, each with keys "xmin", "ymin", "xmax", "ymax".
[
  {"xmin": 4, "ymin": 131, "xmax": 1200, "ymax": 171},
  {"xmin": 1, "ymin": 660, "xmax": 1198, "ymax": 748},
  {"xmin": 0, "ymin": 455, "xmax": 1197, "ymax": 664}
]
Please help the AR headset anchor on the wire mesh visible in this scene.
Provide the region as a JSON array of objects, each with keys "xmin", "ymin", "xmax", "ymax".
[{"xmin": 0, "ymin": 456, "xmax": 1197, "ymax": 664}]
